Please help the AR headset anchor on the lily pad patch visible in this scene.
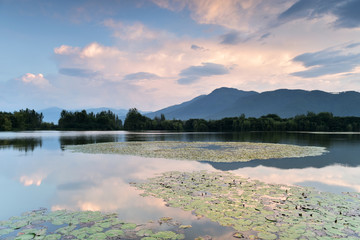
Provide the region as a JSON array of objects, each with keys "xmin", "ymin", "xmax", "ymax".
[
  {"xmin": 67, "ymin": 141, "xmax": 326, "ymax": 162},
  {"xmin": 0, "ymin": 209, "xmax": 188, "ymax": 240},
  {"xmin": 132, "ymin": 171, "xmax": 360, "ymax": 239}
]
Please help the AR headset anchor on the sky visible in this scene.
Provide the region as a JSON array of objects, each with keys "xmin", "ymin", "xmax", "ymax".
[{"xmin": 1, "ymin": 0, "xmax": 360, "ymax": 112}]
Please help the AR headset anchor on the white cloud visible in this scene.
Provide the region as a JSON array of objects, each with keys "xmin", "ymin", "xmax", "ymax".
[
  {"xmin": 54, "ymin": 45, "xmax": 80, "ymax": 55},
  {"xmin": 20, "ymin": 73, "xmax": 51, "ymax": 88},
  {"xmin": 49, "ymin": 34, "xmax": 310, "ymax": 108},
  {"xmin": 103, "ymin": 20, "xmax": 160, "ymax": 41}
]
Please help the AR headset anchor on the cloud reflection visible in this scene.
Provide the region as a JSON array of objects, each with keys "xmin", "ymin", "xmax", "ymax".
[
  {"xmin": 231, "ymin": 165, "xmax": 360, "ymax": 193},
  {"xmin": 27, "ymin": 153, "xmax": 213, "ymax": 222},
  {"xmin": 19, "ymin": 174, "xmax": 45, "ymax": 186},
  {"xmin": 2, "ymin": 140, "xmax": 360, "ymax": 227}
]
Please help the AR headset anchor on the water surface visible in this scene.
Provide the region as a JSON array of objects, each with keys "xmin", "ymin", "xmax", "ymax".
[{"xmin": 1, "ymin": 131, "xmax": 359, "ymax": 238}]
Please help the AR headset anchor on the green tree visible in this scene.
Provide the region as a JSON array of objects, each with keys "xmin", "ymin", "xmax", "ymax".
[
  {"xmin": 124, "ymin": 108, "xmax": 151, "ymax": 130},
  {"xmin": 0, "ymin": 114, "xmax": 12, "ymax": 131}
]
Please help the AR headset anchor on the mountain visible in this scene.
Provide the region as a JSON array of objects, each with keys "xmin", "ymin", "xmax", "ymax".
[
  {"xmin": 39, "ymin": 107, "xmax": 131, "ymax": 124},
  {"xmin": 217, "ymin": 89, "xmax": 360, "ymax": 118},
  {"xmin": 39, "ymin": 107, "xmax": 63, "ymax": 123},
  {"xmin": 147, "ymin": 88, "xmax": 360, "ymax": 120},
  {"xmin": 146, "ymin": 87, "xmax": 257, "ymax": 120},
  {"xmin": 40, "ymin": 88, "xmax": 360, "ymax": 123}
]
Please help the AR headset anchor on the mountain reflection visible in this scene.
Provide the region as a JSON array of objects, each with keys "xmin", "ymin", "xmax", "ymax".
[
  {"xmin": 0, "ymin": 138, "xmax": 42, "ymax": 152},
  {"xmin": 124, "ymin": 131, "xmax": 360, "ymax": 149},
  {"xmin": 207, "ymin": 134, "xmax": 360, "ymax": 170}
]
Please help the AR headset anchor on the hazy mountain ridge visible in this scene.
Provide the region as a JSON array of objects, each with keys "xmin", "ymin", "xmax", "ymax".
[
  {"xmin": 147, "ymin": 87, "xmax": 258, "ymax": 120},
  {"xmin": 40, "ymin": 87, "xmax": 360, "ymax": 123},
  {"xmin": 147, "ymin": 88, "xmax": 360, "ymax": 120}
]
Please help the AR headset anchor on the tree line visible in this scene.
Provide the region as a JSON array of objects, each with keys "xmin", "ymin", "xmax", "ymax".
[
  {"xmin": 58, "ymin": 110, "xmax": 122, "ymax": 130},
  {"xmin": 123, "ymin": 108, "xmax": 360, "ymax": 132},
  {"xmin": 0, "ymin": 109, "xmax": 53, "ymax": 131},
  {"xmin": 1, "ymin": 108, "xmax": 360, "ymax": 132},
  {"xmin": 0, "ymin": 109, "xmax": 122, "ymax": 131}
]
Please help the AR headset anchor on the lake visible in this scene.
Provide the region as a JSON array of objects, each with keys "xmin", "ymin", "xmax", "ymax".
[{"xmin": 1, "ymin": 130, "xmax": 360, "ymax": 239}]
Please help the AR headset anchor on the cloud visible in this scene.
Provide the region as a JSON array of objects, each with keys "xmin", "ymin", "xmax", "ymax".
[
  {"xmin": 54, "ymin": 45, "xmax": 80, "ymax": 55},
  {"xmin": 102, "ymin": 19, "xmax": 175, "ymax": 52},
  {"xmin": 219, "ymin": 30, "xmax": 270, "ymax": 46},
  {"xmin": 278, "ymin": 0, "xmax": 332, "ymax": 21},
  {"xmin": 54, "ymin": 42, "xmax": 121, "ymax": 59},
  {"xmin": 47, "ymin": 29, "xmax": 228, "ymax": 110},
  {"xmin": 259, "ymin": 32, "xmax": 271, "ymax": 41},
  {"xmin": 0, "ymin": 73, "xmax": 56, "ymax": 111},
  {"xmin": 3, "ymin": 9, "xmax": 360, "ymax": 113},
  {"xmin": 178, "ymin": 62, "xmax": 229, "ymax": 84},
  {"xmin": 151, "ymin": 0, "xmax": 187, "ymax": 12},
  {"xmin": 19, "ymin": 73, "xmax": 50, "ymax": 88},
  {"xmin": 346, "ymin": 42, "xmax": 360, "ymax": 49},
  {"xmin": 152, "ymin": 0, "xmax": 290, "ymax": 32},
  {"xmin": 103, "ymin": 20, "xmax": 158, "ymax": 41},
  {"xmin": 291, "ymin": 47, "xmax": 360, "ymax": 78},
  {"xmin": 190, "ymin": 44, "xmax": 204, "ymax": 50},
  {"xmin": 123, "ymin": 72, "xmax": 160, "ymax": 81},
  {"xmin": 333, "ymin": 0, "xmax": 360, "ymax": 28},
  {"xmin": 220, "ymin": 31, "xmax": 242, "ymax": 45},
  {"xmin": 59, "ymin": 68, "xmax": 99, "ymax": 78},
  {"xmin": 279, "ymin": 0, "xmax": 360, "ymax": 29}
]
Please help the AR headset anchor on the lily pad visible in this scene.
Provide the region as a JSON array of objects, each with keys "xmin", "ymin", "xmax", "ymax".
[
  {"xmin": 15, "ymin": 233, "xmax": 36, "ymax": 240},
  {"xmin": 105, "ymin": 229, "xmax": 124, "ymax": 237},
  {"xmin": 179, "ymin": 225, "xmax": 192, "ymax": 229},
  {"xmin": 0, "ymin": 228, "xmax": 14, "ymax": 235},
  {"xmin": 151, "ymin": 231, "xmax": 185, "ymax": 239},
  {"xmin": 121, "ymin": 223, "xmax": 137, "ymax": 230},
  {"xmin": 88, "ymin": 232, "xmax": 107, "ymax": 240},
  {"xmin": 43, "ymin": 234, "xmax": 61, "ymax": 240}
]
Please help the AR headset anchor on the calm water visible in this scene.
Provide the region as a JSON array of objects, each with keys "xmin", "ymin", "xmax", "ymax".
[{"xmin": 1, "ymin": 131, "xmax": 360, "ymax": 238}]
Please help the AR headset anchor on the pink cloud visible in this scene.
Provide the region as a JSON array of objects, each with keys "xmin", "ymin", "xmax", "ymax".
[
  {"xmin": 54, "ymin": 45, "xmax": 80, "ymax": 55},
  {"xmin": 152, "ymin": 0, "xmax": 292, "ymax": 33},
  {"xmin": 20, "ymin": 73, "xmax": 51, "ymax": 88}
]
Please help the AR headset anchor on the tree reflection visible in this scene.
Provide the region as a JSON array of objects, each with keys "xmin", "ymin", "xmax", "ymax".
[
  {"xmin": 59, "ymin": 134, "xmax": 121, "ymax": 150},
  {"xmin": 0, "ymin": 138, "xmax": 42, "ymax": 152}
]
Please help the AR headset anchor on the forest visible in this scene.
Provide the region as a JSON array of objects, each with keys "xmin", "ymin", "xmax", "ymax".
[
  {"xmin": 58, "ymin": 110, "xmax": 122, "ymax": 130},
  {"xmin": 123, "ymin": 108, "xmax": 360, "ymax": 132},
  {"xmin": 1, "ymin": 108, "xmax": 360, "ymax": 132},
  {"xmin": 0, "ymin": 109, "xmax": 53, "ymax": 131}
]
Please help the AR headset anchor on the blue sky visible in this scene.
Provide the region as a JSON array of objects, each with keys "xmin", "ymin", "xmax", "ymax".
[{"xmin": 1, "ymin": 0, "xmax": 360, "ymax": 111}]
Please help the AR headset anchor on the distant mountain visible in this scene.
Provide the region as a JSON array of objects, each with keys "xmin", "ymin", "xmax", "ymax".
[
  {"xmin": 39, "ymin": 107, "xmax": 63, "ymax": 123},
  {"xmin": 146, "ymin": 87, "xmax": 257, "ymax": 120},
  {"xmin": 217, "ymin": 89, "xmax": 360, "ymax": 118},
  {"xmin": 40, "ymin": 88, "xmax": 360, "ymax": 123},
  {"xmin": 39, "ymin": 107, "xmax": 131, "ymax": 124},
  {"xmin": 147, "ymin": 88, "xmax": 360, "ymax": 120}
]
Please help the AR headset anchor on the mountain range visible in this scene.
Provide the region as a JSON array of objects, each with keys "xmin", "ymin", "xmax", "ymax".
[
  {"xmin": 40, "ymin": 87, "xmax": 360, "ymax": 123},
  {"xmin": 146, "ymin": 87, "xmax": 360, "ymax": 120}
]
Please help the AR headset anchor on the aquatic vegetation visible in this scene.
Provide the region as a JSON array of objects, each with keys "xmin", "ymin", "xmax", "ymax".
[
  {"xmin": 132, "ymin": 171, "xmax": 360, "ymax": 239},
  {"xmin": 68, "ymin": 141, "xmax": 326, "ymax": 162},
  {"xmin": 0, "ymin": 209, "xmax": 186, "ymax": 240}
]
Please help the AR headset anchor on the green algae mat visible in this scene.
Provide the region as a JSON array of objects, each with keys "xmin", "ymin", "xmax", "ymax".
[
  {"xmin": 132, "ymin": 171, "xmax": 360, "ymax": 240},
  {"xmin": 0, "ymin": 209, "xmax": 186, "ymax": 240},
  {"xmin": 67, "ymin": 141, "xmax": 326, "ymax": 162}
]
